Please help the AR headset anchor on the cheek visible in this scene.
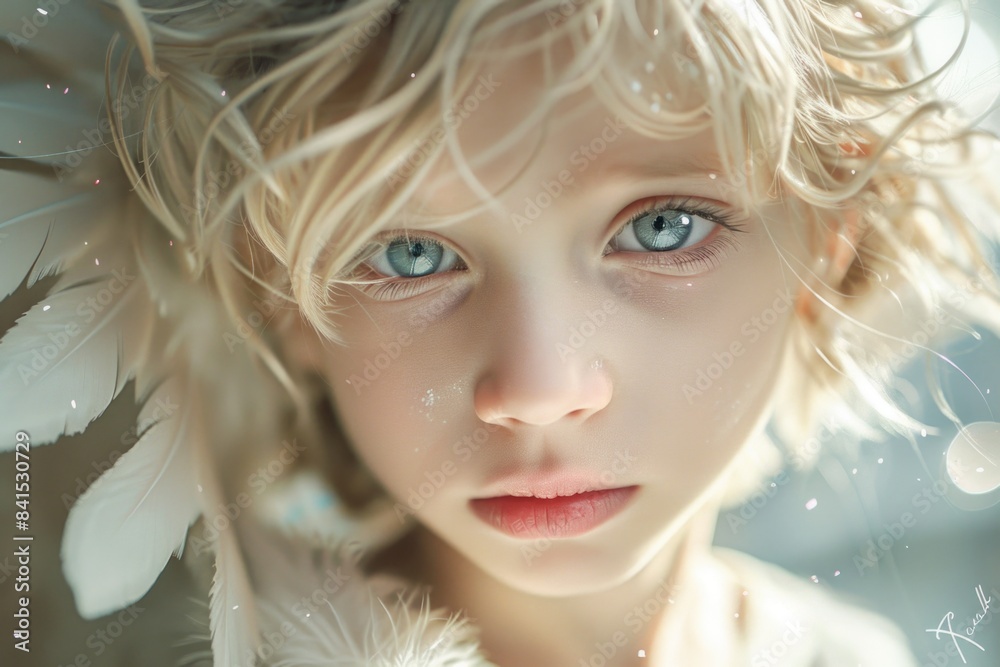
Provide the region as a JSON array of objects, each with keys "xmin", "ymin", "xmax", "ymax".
[
  {"xmin": 614, "ymin": 245, "xmax": 794, "ymax": 496},
  {"xmin": 321, "ymin": 323, "xmax": 463, "ymax": 501}
]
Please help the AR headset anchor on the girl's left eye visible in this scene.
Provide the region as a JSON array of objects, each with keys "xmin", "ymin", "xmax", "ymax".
[
  {"xmin": 604, "ymin": 196, "xmax": 745, "ymax": 255},
  {"xmin": 366, "ymin": 234, "xmax": 465, "ymax": 278},
  {"xmin": 608, "ymin": 207, "xmax": 713, "ymax": 253}
]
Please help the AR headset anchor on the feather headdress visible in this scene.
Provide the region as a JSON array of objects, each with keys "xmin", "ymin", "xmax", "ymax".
[
  {"xmin": 2, "ymin": 0, "xmax": 445, "ymax": 661},
  {"xmin": 0, "ymin": 0, "xmax": 297, "ymax": 661}
]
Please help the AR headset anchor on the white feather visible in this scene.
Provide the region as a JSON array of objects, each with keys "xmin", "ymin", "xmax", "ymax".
[
  {"xmin": 0, "ymin": 255, "xmax": 154, "ymax": 448},
  {"xmin": 208, "ymin": 529, "xmax": 260, "ymax": 667},
  {"xmin": 60, "ymin": 377, "xmax": 200, "ymax": 618},
  {"xmin": 188, "ymin": 383, "xmax": 261, "ymax": 665},
  {"xmin": 0, "ymin": 175, "xmax": 106, "ymax": 299}
]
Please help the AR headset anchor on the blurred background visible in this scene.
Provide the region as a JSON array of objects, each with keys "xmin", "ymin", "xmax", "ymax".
[{"xmin": 2, "ymin": 0, "xmax": 1000, "ymax": 665}]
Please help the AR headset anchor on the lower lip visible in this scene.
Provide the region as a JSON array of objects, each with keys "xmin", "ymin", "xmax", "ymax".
[{"xmin": 469, "ymin": 486, "xmax": 640, "ymax": 539}]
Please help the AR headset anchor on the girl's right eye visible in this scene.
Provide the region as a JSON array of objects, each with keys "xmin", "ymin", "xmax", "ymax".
[{"xmin": 365, "ymin": 234, "xmax": 465, "ymax": 278}]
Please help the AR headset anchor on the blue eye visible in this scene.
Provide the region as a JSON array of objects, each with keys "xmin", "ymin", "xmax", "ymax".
[
  {"xmin": 610, "ymin": 208, "xmax": 715, "ymax": 253},
  {"xmin": 367, "ymin": 235, "xmax": 463, "ymax": 278}
]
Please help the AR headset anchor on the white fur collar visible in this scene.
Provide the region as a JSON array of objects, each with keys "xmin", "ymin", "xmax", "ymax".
[{"xmin": 239, "ymin": 515, "xmax": 497, "ymax": 667}]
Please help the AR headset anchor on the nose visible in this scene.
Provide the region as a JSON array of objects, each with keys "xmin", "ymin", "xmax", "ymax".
[{"xmin": 473, "ymin": 295, "xmax": 614, "ymax": 428}]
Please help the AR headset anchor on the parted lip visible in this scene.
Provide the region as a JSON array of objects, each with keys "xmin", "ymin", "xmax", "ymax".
[
  {"xmin": 475, "ymin": 468, "xmax": 632, "ymax": 500},
  {"xmin": 469, "ymin": 486, "xmax": 641, "ymax": 539}
]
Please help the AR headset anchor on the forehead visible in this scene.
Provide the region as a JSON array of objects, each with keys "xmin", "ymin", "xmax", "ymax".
[{"xmin": 402, "ymin": 53, "xmax": 732, "ymax": 224}]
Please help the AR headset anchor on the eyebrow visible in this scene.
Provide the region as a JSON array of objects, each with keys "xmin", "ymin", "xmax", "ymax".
[
  {"xmin": 600, "ymin": 152, "xmax": 727, "ymax": 180},
  {"xmin": 631, "ymin": 154, "xmax": 725, "ymax": 178}
]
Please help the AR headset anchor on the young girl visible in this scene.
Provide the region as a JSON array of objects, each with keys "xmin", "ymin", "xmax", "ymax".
[{"xmin": 3, "ymin": 0, "xmax": 1000, "ymax": 664}]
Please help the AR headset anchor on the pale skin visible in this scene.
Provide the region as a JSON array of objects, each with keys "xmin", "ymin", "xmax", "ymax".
[{"xmin": 282, "ymin": 47, "xmax": 855, "ymax": 666}]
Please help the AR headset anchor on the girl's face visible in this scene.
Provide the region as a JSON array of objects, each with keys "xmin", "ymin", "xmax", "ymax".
[{"xmin": 291, "ymin": 59, "xmax": 817, "ymax": 596}]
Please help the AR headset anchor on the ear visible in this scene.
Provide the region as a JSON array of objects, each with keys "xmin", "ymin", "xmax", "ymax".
[{"xmin": 795, "ymin": 208, "xmax": 862, "ymax": 322}]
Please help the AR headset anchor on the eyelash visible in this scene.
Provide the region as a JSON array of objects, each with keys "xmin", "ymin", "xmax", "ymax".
[
  {"xmin": 605, "ymin": 196, "xmax": 747, "ymax": 273},
  {"xmin": 345, "ymin": 197, "xmax": 747, "ymax": 300}
]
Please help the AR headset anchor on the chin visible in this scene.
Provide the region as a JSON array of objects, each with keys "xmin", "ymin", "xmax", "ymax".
[{"xmin": 462, "ymin": 525, "xmax": 669, "ymax": 598}]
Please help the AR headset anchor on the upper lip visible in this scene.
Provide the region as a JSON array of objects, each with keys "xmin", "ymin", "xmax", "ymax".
[{"xmin": 475, "ymin": 467, "xmax": 632, "ymax": 500}]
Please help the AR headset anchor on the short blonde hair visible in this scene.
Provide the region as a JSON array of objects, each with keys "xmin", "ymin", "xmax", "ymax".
[{"xmin": 108, "ymin": 0, "xmax": 1000, "ymax": 491}]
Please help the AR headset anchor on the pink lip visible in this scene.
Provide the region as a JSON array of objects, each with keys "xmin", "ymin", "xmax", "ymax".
[{"xmin": 469, "ymin": 486, "xmax": 640, "ymax": 539}]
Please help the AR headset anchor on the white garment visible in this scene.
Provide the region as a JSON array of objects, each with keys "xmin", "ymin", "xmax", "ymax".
[{"xmin": 238, "ymin": 511, "xmax": 919, "ymax": 666}]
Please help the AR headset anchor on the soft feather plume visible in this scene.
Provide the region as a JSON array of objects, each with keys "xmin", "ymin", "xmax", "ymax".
[
  {"xmin": 207, "ymin": 529, "xmax": 261, "ymax": 667},
  {"xmin": 61, "ymin": 376, "xmax": 200, "ymax": 618},
  {"xmin": 188, "ymin": 380, "xmax": 261, "ymax": 666},
  {"xmin": 0, "ymin": 172, "xmax": 105, "ymax": 300},
  {"xmin": 0, "ymin": 247, "xmax": 155, "ymax": 447}
]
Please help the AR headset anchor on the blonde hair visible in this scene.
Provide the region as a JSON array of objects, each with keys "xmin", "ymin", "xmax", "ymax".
[{"xmin": 107, "ymin": 0, "xmax": 1000, "ymax": 503}]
